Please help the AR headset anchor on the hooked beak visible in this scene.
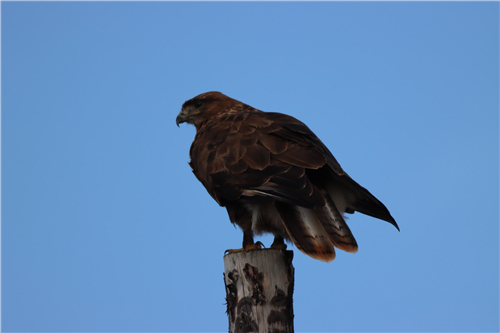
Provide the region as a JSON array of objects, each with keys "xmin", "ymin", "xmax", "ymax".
[{"xmin": 176, "ymin": 113, "xmax": 188, "ymax": 127}]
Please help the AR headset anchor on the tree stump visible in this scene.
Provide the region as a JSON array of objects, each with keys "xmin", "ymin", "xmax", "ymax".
[{"xmin": 223, "ymin": 249, "xmax": 295, "ymax": 333}]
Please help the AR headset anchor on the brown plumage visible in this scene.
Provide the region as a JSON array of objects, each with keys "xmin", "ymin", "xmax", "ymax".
[{"xmin": 176, "ymin": 91, "xmax": 398, "ymax": 262}]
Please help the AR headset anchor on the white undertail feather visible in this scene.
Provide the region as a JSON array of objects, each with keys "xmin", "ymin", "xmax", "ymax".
[
  {"xmin": 245, "ymin": 189, "xmax": 356, "ymax": 261},
  {"xmin": 246, "ymin": 203, "xmax": 260, "ymax": 230},
  {"xmin": 318, "ymin": 194, "xmax": 358, "ymax": 253},
  {"xmin": 297, "ymin": 206, "xmax": 337, "ymax": 256},
  {"xmin": 245, "ymin": 203, "xmax": 283, "ymax": 235},
  {"xmin": 296, "ymin": 207, "xmax": 333, "ymax": 244}
]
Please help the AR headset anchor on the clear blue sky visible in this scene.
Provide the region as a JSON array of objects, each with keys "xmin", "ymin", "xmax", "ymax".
[{"xmin": 2, "ymin": 2, "xmax": 498, "ymax": 332}]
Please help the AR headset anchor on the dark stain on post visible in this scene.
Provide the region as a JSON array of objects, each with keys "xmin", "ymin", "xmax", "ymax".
[
  {"xmin": 225, "ymin": 269, "xmax": 239, "ymax": 323},
  {"xmin": 270, "ymin": 287, "xmax": 288, "ymax": 308},
  {"xmin": 270, "ymin": 329, "xmax": 287, "ymax": 333},
  {"xmin": 267, "ymin": 285, "xmax": 293, "ymax": 331},
  {"xmin": 234, "ymin": 311, "xmax": 259, "ymax": 333},
  {"xmin": 243, "ymin": 263, "xmax": 266, "ymax": 305},
  {"xmin": 285, "ymin": 251, "xmax": 295, "ymax": 327},
  {"xmin": 236, "ymin": 296, "xmax": 254, "ymax": 315},
  {"xmin": 235, "ymin": 297, "xmax": 259, "ymax": 333},
  {"xmin": 267, "ymin": 309, "xmax": 288, "ymax": 325}
]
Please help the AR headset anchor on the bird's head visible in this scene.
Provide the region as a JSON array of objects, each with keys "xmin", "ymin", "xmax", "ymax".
[{"xmin": 176, "ymin": 91, "xmax": 236, "ymax": 128}]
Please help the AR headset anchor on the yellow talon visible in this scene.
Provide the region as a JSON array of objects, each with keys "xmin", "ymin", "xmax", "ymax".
[
  {"xmin": 225, "ymin": 241, "xmax": 264, "ymax": 254},
  {"xmin": 270, "ymin": 236, "xmax": 287, "ymax": 250},
  {"xmin": 270, "ymin": 243, "xmax": 287, "ymax": 250}
]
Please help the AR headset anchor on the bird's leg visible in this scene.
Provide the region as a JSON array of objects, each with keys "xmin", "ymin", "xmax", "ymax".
[
  {"xmin": 243, "ymin": 231, "xmax": 264, "ymax": 250},
  {"xmin": 270, "ymin": 235, "xmax": 287, "ymax": 250},
  {"xmin": 225, "ymin": 231, "xmax": 263, "ymax": 254}
]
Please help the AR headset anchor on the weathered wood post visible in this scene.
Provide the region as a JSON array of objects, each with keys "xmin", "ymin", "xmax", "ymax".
[{"xmin": 223, "ymin": 249, "xmax": 295, "ymax": 333}]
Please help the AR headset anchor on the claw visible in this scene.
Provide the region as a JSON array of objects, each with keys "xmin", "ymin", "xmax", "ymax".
[
  {"xmin": 270, "ymin": 236, "xmax": 287, "ymax": 250},
  {"xmin": 270, "ymin": 243, "xmax": 287, "ymax": 250},
  {"xmin": 225, "ymin": 241, "xmax": 264, "ymax": 254}
]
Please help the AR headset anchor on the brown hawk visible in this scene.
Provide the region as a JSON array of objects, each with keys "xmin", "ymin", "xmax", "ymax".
[{"xmin": 176, "ymin": 91, "xmax": 398, "ymax": 262}]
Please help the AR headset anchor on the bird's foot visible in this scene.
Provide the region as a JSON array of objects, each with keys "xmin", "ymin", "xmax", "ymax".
[
  {"xmin": 225, "ymin": 241, "xmax": 264, "ymax": 254},
  {"xmin": 270, "ymin": 236, "xmax": 287, "ymax": 250},
  {"xmin": 270, "ymin": 243, "xmax": 287, "ymax": 250}
]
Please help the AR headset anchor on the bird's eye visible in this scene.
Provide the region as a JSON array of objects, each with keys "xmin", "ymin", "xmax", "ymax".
[{"xmin": 193, "ymin": 100, "xmax": 203, "ymax": 108}]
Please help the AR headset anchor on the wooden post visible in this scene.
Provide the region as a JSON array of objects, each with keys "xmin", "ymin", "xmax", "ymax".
[{"xmin": 223, "ymin": 249, "xmax": 295, "ymax": 333}]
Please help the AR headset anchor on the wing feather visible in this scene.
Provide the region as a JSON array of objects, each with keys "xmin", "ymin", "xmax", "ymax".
[
  {"xmin": 258, "ymin": 133, "xmax": 288, "ymax": 154},
  {"xmin": 241, "ymin": 145, "xmax": 270, "ymax": 170},
  {"xmin": 188, "ymin": 103, "xmax": 397, "ymax": 261}
]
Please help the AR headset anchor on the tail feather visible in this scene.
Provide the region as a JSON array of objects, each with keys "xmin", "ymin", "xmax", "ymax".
[
  {"xmin": 315, "ymin": 191, "xmax": 358, "ymax": 253},
  {"xmin": 275, "ymin": 201, "xmax": 336, "ymax": 262},
  {"xmin": 337, "ymin": 175, "xmax": 399, "ymax": 231}
]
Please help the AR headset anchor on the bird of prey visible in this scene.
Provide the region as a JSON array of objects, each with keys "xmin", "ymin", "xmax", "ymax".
[{"xmin": 176, "ymin": 92, "xmax": 398, "ymax": 262}]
